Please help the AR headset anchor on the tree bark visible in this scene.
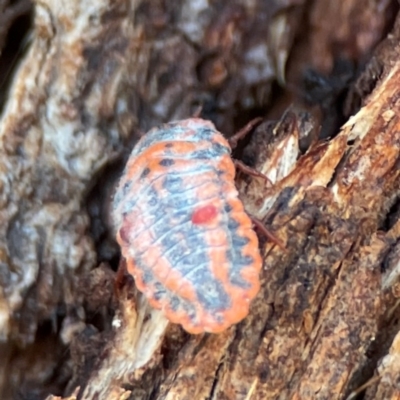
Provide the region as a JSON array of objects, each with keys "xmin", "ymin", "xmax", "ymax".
[{"xmin": 0, "ymin": 1, "xmax": 400, "ymax": 400}]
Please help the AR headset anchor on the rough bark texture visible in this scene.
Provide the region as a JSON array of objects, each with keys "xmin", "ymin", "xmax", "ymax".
[{"xmin": 1, "ymin": 1, "xmax": 400, "ymax": 400}]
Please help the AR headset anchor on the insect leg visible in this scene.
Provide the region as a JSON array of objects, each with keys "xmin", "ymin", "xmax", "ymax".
[
  {"xmin": 228, "ymin": 117, "xmax": 263, "ymax": 150},
  {"xmin": 233, "ymin": 159, "xmax": 272, "ymax": 186},
  {"xmin": 250, "ymin": 216, "xmax": 286, "ymax": 250}
]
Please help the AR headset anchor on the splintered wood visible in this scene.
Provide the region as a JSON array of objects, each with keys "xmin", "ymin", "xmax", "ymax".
[
  {"xmin": 0, "ymin": 0, "xmax": 133, "ymax": 397},
  {"xmin": 1, "ymin": 1, "xmax": 400, "ymax": 400}
]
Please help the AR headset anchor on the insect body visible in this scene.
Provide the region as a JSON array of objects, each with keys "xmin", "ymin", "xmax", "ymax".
[{"xmin": 112, "ymin": 118, "xmax": 262, "ymax": 334}]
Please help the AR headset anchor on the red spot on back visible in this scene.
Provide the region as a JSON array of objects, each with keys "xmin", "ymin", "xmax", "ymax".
[{"xmin": 191, "ymin": 204, "xmax": 218, "ymax": 225}]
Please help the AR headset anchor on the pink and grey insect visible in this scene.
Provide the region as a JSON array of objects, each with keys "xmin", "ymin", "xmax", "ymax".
[{"xmin": 112, "ymin": 118, "xmax": 276, "ymax": 334}]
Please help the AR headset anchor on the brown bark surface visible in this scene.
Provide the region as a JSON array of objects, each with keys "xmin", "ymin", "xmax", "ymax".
[{"xmin": 1, "ymin": 1, "xmax": 400, "ymax": 400}]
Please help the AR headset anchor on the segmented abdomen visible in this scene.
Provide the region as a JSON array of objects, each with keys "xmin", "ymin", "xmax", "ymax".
[{"xmin": 112, "ymin": 119, "xmax": 262, "ymax": 333}]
